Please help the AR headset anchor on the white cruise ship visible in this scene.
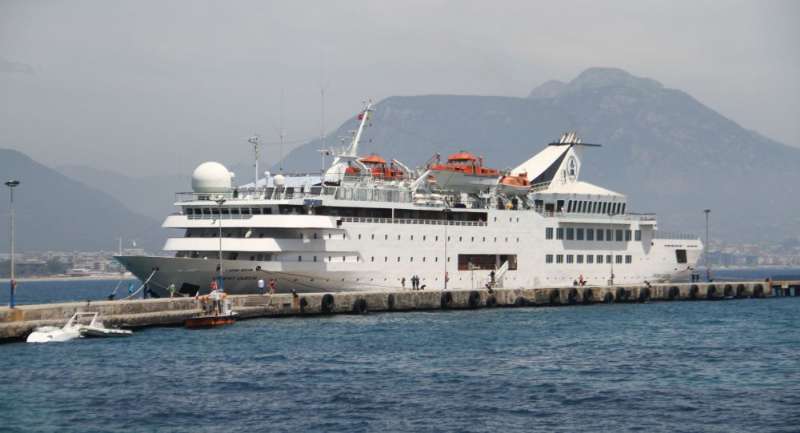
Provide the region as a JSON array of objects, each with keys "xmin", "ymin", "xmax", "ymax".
[{"xmin": 116, "ymin": 103, "xmax": 702, "ymax": 297}]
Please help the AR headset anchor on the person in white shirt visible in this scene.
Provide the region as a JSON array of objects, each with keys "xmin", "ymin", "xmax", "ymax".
[
  {"xmin": 210, "ymin": 287, "xmax": 221, "ymax": 315},
  {"xmin": 258, "ymin": 278, "xmax": 266, "ymax": 295}
]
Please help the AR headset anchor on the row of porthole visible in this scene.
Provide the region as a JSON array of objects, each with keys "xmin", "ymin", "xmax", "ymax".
[
  {"xmin": 491, "ymin": 216, "xmax": 521, "ymax": 223},
  {"xmin": 293, "ymin": 255, "xmax": 453, "ymax": 263},
  {"xmin": 356, "ymin": 233, "xmax": 520, "ymax": 243},
  {"xmin": 545, "ymin": 254, "xmax": 633, "ymax": 265}
]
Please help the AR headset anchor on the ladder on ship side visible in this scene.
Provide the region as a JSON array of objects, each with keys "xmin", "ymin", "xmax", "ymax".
[{"xmin": 482, "ymin": 260, "xmax": 509, "ymax": 289}]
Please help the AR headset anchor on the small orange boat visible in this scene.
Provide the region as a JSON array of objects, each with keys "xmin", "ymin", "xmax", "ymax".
[
  {"xmin": 359, "ymin": 154, "xmax": 406, "ymax": 180},
  {"xmin": 498, "ymin": 172, "xmax": 531, "ymax": 195},
  {"xmin": 427, "ymin": 151, "xmax": 500, "ymax": 192},
  {"xmin": 343, "ymin": 154, "xmax": 406, "ymax": 180},
  {"xmin": 186, "ymin": 292, "xmax": 237, "ymax": 329},
  {"xmin": 185, "ymin": 313, "xmax": 236, "ymax": 329}
]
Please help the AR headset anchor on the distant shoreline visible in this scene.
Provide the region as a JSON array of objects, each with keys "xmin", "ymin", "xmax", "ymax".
[{"xmin": 0, "ymin": 274, "xmax": 137, "ymax": 283}]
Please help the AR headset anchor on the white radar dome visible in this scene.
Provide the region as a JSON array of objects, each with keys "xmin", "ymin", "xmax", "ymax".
[
  {"xmin": 273, "ymin": 174, "xmax": 286, "ymax": 187},
  {"xmin": 191, "ymin": 161, "xmax": 233, "ymax": 193}
]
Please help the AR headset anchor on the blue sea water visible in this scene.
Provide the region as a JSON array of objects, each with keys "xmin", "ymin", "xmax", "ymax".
[
  {"xmin": 2, "ymin": 269, "xmax": 799, "ymax": 432},
  {"xmin": 2, "ymin": 295, "xmax": 799, "ymax": 432},
  {"xmin": 0, "ymin": 278, "xmax": 137, "ymax": 306}
]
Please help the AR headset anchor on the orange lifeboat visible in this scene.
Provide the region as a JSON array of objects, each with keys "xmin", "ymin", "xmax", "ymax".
[
  {"xmin": 427, "ymin": 151, "xmax": 500, "ymax": 192},
  {"xmin": 429, "ymin": 152, "xmax": 500, "ymax": 177},
  {"xmin": 498, "ymin": 172, "xmax": 531, "ymax": 195},
  {"xmin": 358, "ymin": 154, "xmax": 405, "ymax": 180}
]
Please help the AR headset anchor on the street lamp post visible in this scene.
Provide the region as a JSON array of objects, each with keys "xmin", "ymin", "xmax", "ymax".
[
  {"xmin": 216, "ymin": 197, "xmax": 226, "ymax": 291},
  {"xmin": 704, "ymin": 209, "xmax": 711, "ymax": 282},
  {"xmin": 5, "ymin": 180, "xmax": 20, "ymax": 308},
  {"xmin": 443, "ymin": 208, "xmax": 450, "ymax": 290}
]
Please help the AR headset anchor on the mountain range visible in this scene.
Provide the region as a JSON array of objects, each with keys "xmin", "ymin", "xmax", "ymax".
[
  {"xmin": 2, "ymin": 67, "xmax": 798, "ymax": 251},
  {"xmin": 0, "ymin": 149, "xmax": 161, "ymax": 251}
]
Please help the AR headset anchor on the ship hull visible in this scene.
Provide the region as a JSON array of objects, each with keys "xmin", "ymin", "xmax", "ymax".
[{"xmin": 114, "ymin": 255, "xmax": 401, "ymax": 297}]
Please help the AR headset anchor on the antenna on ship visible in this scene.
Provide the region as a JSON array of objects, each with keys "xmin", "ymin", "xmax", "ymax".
[
  {"xmin": 248, "ymin": 134, "xmax": 261, "ymax": 188},
  {"xmin": 317, "ymin": 148, "xmax": 332, "ymax": 175},
  {"xmin": 278, "ymin": 88, "xmax": 285, "ymax": 173}
]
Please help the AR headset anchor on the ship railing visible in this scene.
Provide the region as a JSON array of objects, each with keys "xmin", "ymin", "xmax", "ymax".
[
  {"xmin": 175, "ymin": 184, "xmax": 416, "ymax": 204},
  {"xmin": 182, "ymin": 213, "xmax": 254, "ymax": 220},
  {"xmin": 175, "ymin": 186, "xmax": 334, "ymax": 203},
  {"xmin": 536, "ymin": 210, "xmax": 657, "ymax": 221},
  {"xmin": 340, "ymin": 216, "xmax": 487, "ymax": 226},
  {"xmin": 334, "ymin": 187, "xmax": 413, "ymax": 203},
  {"xmin": 652, "ymin": 232, "xmax": 698, "ymax": 240}
]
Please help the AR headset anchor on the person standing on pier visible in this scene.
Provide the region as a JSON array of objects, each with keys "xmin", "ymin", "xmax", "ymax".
[
  {"xmin": 167, "ymin": 283, "xmax": 176, "ymax": 298},
  {"xmin": 401, "ymin": 277, "xmax": 406, "ymax": 289},
  {"xmin": 268, "ymin": 279, "xmax": 277, "ymax": 295}
]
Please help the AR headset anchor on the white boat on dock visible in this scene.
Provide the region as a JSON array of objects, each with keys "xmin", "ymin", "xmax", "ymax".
[{"xmin": 26, "ymin": 312, "xmax": 132, "ymax": 343}]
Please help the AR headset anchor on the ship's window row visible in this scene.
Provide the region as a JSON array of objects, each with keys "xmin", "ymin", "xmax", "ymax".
[
  {"xmin": 351, "ymin": 233, "xmax": 517, "ymax": 243},
  {"xmin": 546, "ymin": 227, "xmax": 641, "ymax": 242},
  {"xmin": 565, "ymin": 200, "xmax": 626, "ymax": 215},
  {"xmin": 185, "ymin": 207, "xmax": 273, "ymax": 218},
  {"xmin": 545, "ymin": 254, "xmax": 633, "ymax": 264},
  {"xmin": 184, "ymin": 205, "xmax": 491, "ymax": 223}
]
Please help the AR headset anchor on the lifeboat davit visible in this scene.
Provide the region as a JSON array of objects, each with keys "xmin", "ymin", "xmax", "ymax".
[
  {"xmin": 498, "ymin": 172, "xmax": 531, "ymax": 195},
  {"xmin": 427, "ymin": 151, "xmax": 500, "ymax": 192}
]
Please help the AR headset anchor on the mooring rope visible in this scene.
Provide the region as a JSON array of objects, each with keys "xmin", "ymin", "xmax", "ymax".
[
  {"xmin": 107, "ymin": 278, "xmax": 124, "ymax": 299},
  {"xmin": 122, "ymin": 269, "xmax": 158, "ymax": 300}
]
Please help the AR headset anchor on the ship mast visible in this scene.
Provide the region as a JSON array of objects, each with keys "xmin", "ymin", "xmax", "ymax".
[
  {"xmin": 324, "ymin": 101, "xmax": 373, "ymax": 183},
  {"xmin": 346, "ymin": 100, "xmax": 372, "ymax": 157},
  {"xmin": 248, "ymin": 135, "xmax": 260, "ymax": 188}
]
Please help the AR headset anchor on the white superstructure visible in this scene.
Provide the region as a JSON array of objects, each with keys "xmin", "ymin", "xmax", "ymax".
[{"xmin": 116, "ymin": 104, "xmax": 702, "ymax": 297}]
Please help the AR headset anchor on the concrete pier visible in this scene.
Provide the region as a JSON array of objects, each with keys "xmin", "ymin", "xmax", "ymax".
[{"xmin": 1, "ymin": 280, "xmax": 797, "ymax": 343}]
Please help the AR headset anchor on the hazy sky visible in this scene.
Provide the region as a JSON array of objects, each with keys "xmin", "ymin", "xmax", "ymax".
[{"xmin": 1, "ymin": 0, "xmax": 798, "ymax": 176}]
